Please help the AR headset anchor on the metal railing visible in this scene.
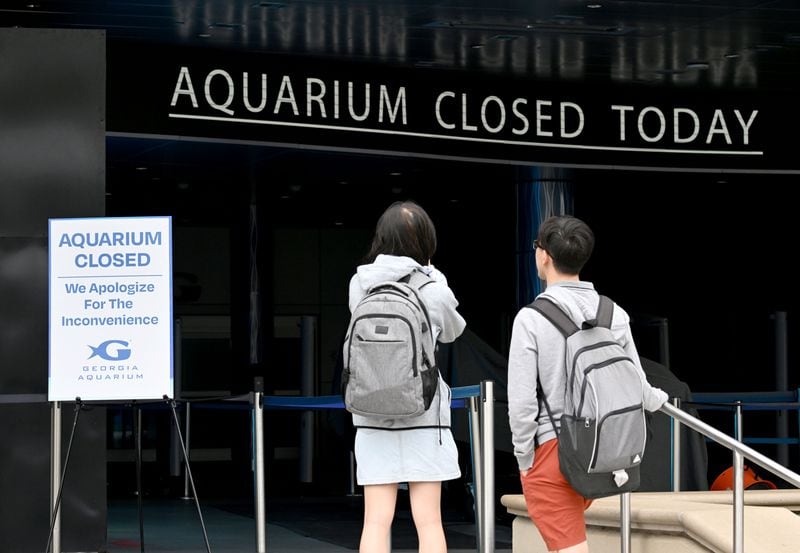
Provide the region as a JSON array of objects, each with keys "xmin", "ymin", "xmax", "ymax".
[
  {"xmin": 50, "ymin": 381, "xmax": 497, "ymax": 553},
  {"xmin": 619, "ymin": 401, "xmax": 800, "ymax": 553},
  {"xmin": 689, "ymin": 391, "xmax": 800, "ymax": 450},
  {"xmin": 251, "ymin": 381, "xmax": 497, "ymax": 553}
]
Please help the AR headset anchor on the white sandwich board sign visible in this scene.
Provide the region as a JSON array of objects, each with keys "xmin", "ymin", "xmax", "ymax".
[{"xmin": 48, "ymin": 217, "xmax": 173, "ymax": 401}]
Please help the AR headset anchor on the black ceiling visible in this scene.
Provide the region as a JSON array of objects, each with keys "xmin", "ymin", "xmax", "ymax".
[
  {"xmin": 105, "ymin": 136, "xmax": 520, "ymax": 226},
  {"xmin": 4, "ymin": 1, "xmax": 800, "ymax": 224}
]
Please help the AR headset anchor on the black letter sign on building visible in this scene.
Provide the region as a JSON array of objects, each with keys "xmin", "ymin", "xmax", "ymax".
[{"xmin": 109, "ymin": 42, "xmax": 798, "ymax": 173}]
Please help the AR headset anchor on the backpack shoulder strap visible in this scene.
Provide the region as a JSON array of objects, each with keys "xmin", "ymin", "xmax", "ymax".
[
  {"xmin": 400, "ymin": 270, "xmax": 435, "ymax": 345},
  {"xmin": 526, "ymin": 296, "xmax": 579, "ymax": 338},
  {"xmin": 403, "ymin": 268, "xmax": 435, "ymax": 290},
  {"xmin": 595, "ymin": 295, "xmax": 614, "ymax": 329},
  {"xmin": 525, "ymin": 296, "xmax": 573, "ymax": 442}
]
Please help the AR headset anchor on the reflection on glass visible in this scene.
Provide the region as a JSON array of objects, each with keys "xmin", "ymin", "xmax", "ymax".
[{"xmin": 170, "ymin": 1, "xmax": 761, "ymax": 87}]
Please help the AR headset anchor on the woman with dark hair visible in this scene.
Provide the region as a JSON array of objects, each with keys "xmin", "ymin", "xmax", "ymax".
[{"xmin": 347, "ymin": 200, "xmax": 466, "ymax": 553}]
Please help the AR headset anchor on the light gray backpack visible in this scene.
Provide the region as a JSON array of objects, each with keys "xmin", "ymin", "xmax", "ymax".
[
  {"xmin": 529, "ymin": 295, "xmax": 646, "ymax": 498},
  {"xmin": 342, "ymin": 270, "xmax": 438, "ymax": 418}
]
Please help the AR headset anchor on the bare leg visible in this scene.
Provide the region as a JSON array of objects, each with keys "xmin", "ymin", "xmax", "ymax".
[
  {"xmin": 554, "ymin": 540, "xmax": 589, "ymax": 553},
  {"xmin": 360, "ymin": 483, "xmax": 398, "ymax": 553},
  {"xmin": 409, "ymin": 481, "xmax": 447, "ymax": 553}
]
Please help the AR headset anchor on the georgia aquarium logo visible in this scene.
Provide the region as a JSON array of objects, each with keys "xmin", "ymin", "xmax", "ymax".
[{"xmin": 88, "ymin": 340, "xmax": 131, "ymax": 361}]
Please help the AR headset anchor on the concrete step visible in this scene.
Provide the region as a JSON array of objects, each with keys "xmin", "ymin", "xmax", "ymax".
[{"xmin": 502, "ymin": 489, "xmax": 800, "ymax": 553}]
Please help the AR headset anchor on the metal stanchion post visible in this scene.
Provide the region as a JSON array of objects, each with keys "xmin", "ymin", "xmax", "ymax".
[
  {"xmin": 50, "ymin": 401, "xmax": 62, "ymax": 553},
  {"xmin": 620, "ymin": 493, "xmax": 631, "ymax": 553},
  {"xmin": 774, "ymin": 311, "xmax": 789, "ymax": 467},
  {"xmin": 299, "ymin": 316, "xmax": 315, "ymax": 483},
  {"xmin": 480, "ymin": 381, "xmax": 495, "ymax": 553},
  {"xmin": 135, "ymin": 405, "xmax": 145, "ymax": 553},
  {"xmin": 733, "ymin": 401, "xmax": 744, "ymax": 553},
  {"xmin": 468, "ymin": 396, "xmax": 483, "ymax": 551},
  {"xmin": 253, "ymin": 384, "xmax": 267, "ymax": 553},
  {"xmin": 734, "ymin": 400, "xmax": 744, "ymax": 443},
  {"xmin": 182, "ymin": 402, "xmax": 192, "ymax": 500},
  {"xmin": 672, "ymin": 397, "xmax": 681, "ymax": 492},
  {"xmin": 657, "ymin": 317, "xmax": 670, "ymax": 370}
]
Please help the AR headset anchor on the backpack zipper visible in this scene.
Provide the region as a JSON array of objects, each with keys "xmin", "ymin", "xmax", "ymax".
[
  {"xmin": 364, "ymin": 287, "xmax": 434, "ymax": 348},
  {"xmin": 575, "ymin": 355, "xmax": 632, "ymax": 415},
  {"xmin": 569, "ymin": 340, "xmax": 619, "ymax": 395}
]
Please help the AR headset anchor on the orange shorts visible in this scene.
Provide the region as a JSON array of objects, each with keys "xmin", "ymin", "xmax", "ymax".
[{"xmin": 519, "ymin": 438, "xmax": 593, "ymax": 551}]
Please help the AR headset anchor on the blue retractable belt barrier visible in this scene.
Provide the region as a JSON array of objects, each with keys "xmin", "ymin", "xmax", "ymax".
[{"xmin": 260, "ymin": 385, "xmax": 481, "ymax": 410}]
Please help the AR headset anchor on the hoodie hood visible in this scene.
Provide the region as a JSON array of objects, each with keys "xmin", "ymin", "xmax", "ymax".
[
  {"xmin": 541, "ymin": 281, "xmax": 597, "ymax": 323},
  {"xmin": 349, "ymin": 254, "xmax": 434, "ymax": 313},
  {"xmin": 354, "ymin": 254, "xmax": 426, "ymax": 290}
]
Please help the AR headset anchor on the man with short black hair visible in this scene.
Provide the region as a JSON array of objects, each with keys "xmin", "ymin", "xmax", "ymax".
[{"xmin": 507, "ymin": 215, "xmax": 668, "ymax": 553}]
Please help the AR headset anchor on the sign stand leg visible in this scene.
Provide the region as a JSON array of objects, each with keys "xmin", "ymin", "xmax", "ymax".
[
  {"xmin": 133, "ymin": 402, "xmax": 145, "ymax": 552},
  {"xmin": 165, "ymin": 396, "xmax": 212, "ymax": 553},
  {"xmin": 46, "ymin": 398, "xmax": 83, "ymax": 553}
]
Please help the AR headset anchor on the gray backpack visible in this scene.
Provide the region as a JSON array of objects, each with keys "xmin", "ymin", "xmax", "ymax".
[
  {"xmin": 529, "ymin": 295, "xmax": 646, "ymax": 499},
  {"xmin": 342, "ymin": 270, "xmax": 438, "ymax": 418}
]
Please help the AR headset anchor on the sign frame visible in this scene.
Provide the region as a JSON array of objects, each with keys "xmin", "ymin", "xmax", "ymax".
[{"xmin": 48, "ymin": 216, "xmax": 174, "ymax": 402}]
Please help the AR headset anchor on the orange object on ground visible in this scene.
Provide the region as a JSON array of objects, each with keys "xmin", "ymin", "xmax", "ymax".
[{"xmin": 710, "ymin": 465, "xmax": 777, "ymax": 491}]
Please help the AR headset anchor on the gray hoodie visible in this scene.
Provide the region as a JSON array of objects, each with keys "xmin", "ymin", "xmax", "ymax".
[
  {"xmin": 348, "ymin": 254, "xmax": 466, "ymax": 430},
  {"xmin": 507, "ymin": 281, "xmax": 669, "ymax": 471}
]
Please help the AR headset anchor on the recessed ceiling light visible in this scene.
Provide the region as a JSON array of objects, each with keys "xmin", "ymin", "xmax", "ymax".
[
  {"xmin": 136, "ymin": 166, "xmax": 148, "ymax": 171},
  {"xmin": 26, "ymin": 3, "xmax": 39, "ymax": 8},
  {"xmin": 686, "ymin": 61, "xmax": 710, "ymax": 70},
  {"xmin": 724, "ymin": 53, "xmax": 741, "ymax": 59},
  {"xmin": 471, "ymin": 44, "xmax": 485, "ymax": 49},
  {"xmin": 389, "ymin": 171, "xmax": 402, "ymax": 176},
  {"xmin": 491, "ymin": 34, "xmax": 521, "ymax": 42},
  {"xmin": 587, "ymin": 3, "xmax": 602, "ymax": 8},
  {"xmin": 197, "ymin": 33, "xmax": 212, "ymax": 39}
]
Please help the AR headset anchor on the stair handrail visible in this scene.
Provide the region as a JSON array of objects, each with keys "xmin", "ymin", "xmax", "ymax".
[
  {"xmin": 661, "ymin": 401, "xmax": 800, "ymax": 488},
  {"xmin": 618, "ymin": 401, "xmax": 800, "ymax": 553}
]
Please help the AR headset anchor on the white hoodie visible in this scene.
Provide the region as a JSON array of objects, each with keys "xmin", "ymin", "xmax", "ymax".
[{"xmin": 347, "ymin": 254, "xmax": 466, "ymax": 430}]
